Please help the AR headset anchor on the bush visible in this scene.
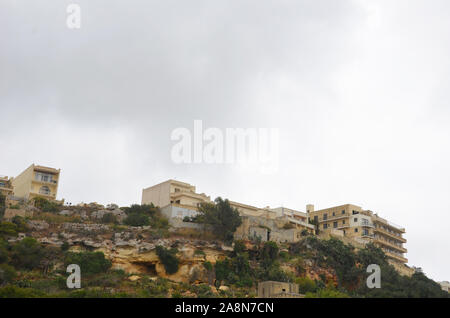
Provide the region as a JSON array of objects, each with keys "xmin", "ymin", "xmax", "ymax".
[
  {"xmin": 33, "ymin": 197, "xmax": 61, "ymax": 213},
  {"xmin": 11, "ymin": 216, "xmax": 28, "ymax": 232},
  {"xmin": 156, "ymin": 246, "xmax": 179, "ymax": 274},
  {"xmin": 11, "ymin": 237, "xmax": 44, "ymax": 270},
  {"xmin": 305, "ymin": 287, "xmax": 349, "ymax": 298},
  {"xmin": 260, "ymin": 241, "xmax": 279, "ymax": 269},
  {"xmin": 61, "ymin": 241, "xmax": 70, "ymax": 252},
  {"xmin": 124, "ymin": 213, "xmax": 150, "ymax": 226},
  {"xmin": 197, "ymin": 197, "xmax": 242, "ymax": 243},
  {"xmin": 0, "ymin": 264, "xmax": 17, "ymax": 285},
  {"xmin": 0, "ymin": 222, "xmax": 18, "ymax": 239},
  {"xmin": 296, "ymin": 276, "xmax": 317, "ymax": 293},
  {"xmin": 64, "ymin": 251, "xmax": 112, "ymax": 275},
  {"xmin": 101, "ymin": 213, "xmax": 118, "ymax": 224},
  {"xmin": 0, "ymin": 285, "xmax": 46, "ymax": 298}
]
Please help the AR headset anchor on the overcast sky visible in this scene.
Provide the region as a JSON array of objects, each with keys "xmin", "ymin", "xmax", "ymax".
[{"xmin": 1, "ymin": 0, "xmax": 449, "ymax": 282}]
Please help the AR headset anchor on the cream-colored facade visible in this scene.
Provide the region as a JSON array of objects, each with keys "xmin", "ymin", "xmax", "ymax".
[
  {"xmin": 142, "ymin": 180, "xmax": 408, "ymax": 263},
  {"xmin": 0, "ymin": 175, "xmax": 14, "ymax": 197},
  {"xmin": 258, "ymin": 281, "xmax": 303, "ymax": 298},
  {"xmin": 439, "ymin": 281, "xmax": 450, "ymax": 293},
  {"xmin": 11, "ymin": 164, "xmax": 61, "ymax": 201},
  {"xmin": 308, "ymin": 204, "xmax": 408, "ymax": 264},
  {"xmin": 142, "ymin": 179, "xmax": 211, "ymax": 210}
]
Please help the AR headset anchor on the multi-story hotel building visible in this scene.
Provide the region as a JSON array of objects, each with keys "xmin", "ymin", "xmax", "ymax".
[
  {"xmin": 142, "ymin": 180, "xmax": 314, "ymax": 239},
  {"xmin": 307, "ymin": 204, "xmax": 408, "ymax": 264},
  {"xmin": 11, "ymin": 164, "xmax": 61, "ymax": 201}
]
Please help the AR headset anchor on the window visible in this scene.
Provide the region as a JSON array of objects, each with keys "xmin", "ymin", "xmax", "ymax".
[
  {"xmin": 332, "ymin": 212, "xmax": 335, "ymax": 216},
  {"xmin": 363, "ymin": 229, "xmax": 369, "ymax": 236},
  {"xmin": 174, "ymin": 188, "xmax": 180, "ymax": 192},
  {"xmin": 35, "ymin": 173, "xmax": 53, "ymax": 183},
  {"xmin": 354, "ymin": 218, "xmax": 358, "ymax": 222},
  {"xmin": 333, "ymin": 222, "xmax": 338, "ymax": 228},
  {"xmin": 343, "ymin": 220, "xmax": 346, "ymax": 224},
  {"xmin": 323, "ymin": 213, "xmax": 327, "ymax": 221},
  {"xmin": 39, "ymin": 186, "xmax": 50, "ymax": 195},
  {"xmin": 175, "ymin": 200, "xmax": 180, "ymax": 204},
  {"xmin": 342, "ymin": 210, "xmax": 345, "ymax": 214},
  {"xmin": 314, "ymin": 216, "xmax": 318, "ymax": 223},
  {"xmin": 323, "ymin": 223, "xmax": 328, "ymax": 229},
  {"xmin": 354, "ymin": 228, "xmax": 358, "ymax": 233}
]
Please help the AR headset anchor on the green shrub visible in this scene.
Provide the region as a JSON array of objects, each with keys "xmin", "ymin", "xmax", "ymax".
[
  {"xmin": 0, "ymin": 285, "xmax": 46, "ymax": 298},
  {"xmin": 0, "ymin": 222, "xmax": 18, "ymax": 238},
  {"xmin": 0, "ymin": 264, "xmax": 17, "ymax": 285},
  {"xmin": 101, "ymin": 213, "xmax": 118, "ymax": 224},
  {"xmin": 196, "ymin": 197, "xmax": 242, "ymax": 243},
  {"xmin": 33, "ymin": 197, "xmax": 61, "ymax": 213},
  {"xmin": 305, "ymin": 287, "xmax": 349, "ymax": 298},
  {"xmin": 296, "ymin": 276, "xmax": 317, "ymax": 293},
  {"xmin": 64, "ymin": 251, "xmax": 112, "ymax": 275},
  {"xmin": 124, "ymin": 213, "xmax": 150, "ymax": 227},
  {"xmin": 11, "ymin": 237, "xmax": 44, "ymax": 270},
  {"xmin": 61, "ymin": 241, "xmax": 70, "ymax": 252},
  {"xmin": 156, "ymin": 246, "xmax": 179, "ymax": 274}
]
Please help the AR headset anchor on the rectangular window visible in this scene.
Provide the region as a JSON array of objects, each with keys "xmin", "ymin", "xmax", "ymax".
[
  {"xmin": 354, "ymin": 218, "xmax": 358, "ymax": 222},
  {"xmin": 342, "ymin": 210, "xmax": 345, "ymax": 214},
  {"xmin": 332, "ymin": 212, "xmax": 335, "ymax": 216},
  {"xmin": 333, "ymin": 222, "xmax": 338, "ymax": 228},
  {"xmin": 323, "ymin": 224, "xmax": 328, "ymax": 229},
  {"xmin": 355, "ymin": 228, "xmax": 358, "ymax": 233},
  {"xmin": 323, "ymin": 213, "xmax": 327, "ymax": 221},
  {"xmin": 343, "ymin": 220, "xmax": 346, "ymax": 224}
]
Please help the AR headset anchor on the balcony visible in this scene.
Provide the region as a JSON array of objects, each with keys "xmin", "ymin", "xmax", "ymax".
[
  {"xmin": 372, "ymin": 215, "xmax": 405, "ymax": 233},
  {"xmin": 374, "ymin": 237, "xmax": 407, "ymax": 253},
  {"xmin": 384, "ymin": 251, "xmax": 408, "ymax": 264},
  {"xmin": 33, "ymin": 179, "xmax": 58, "ymax": 185},
  {"xmin": 374, "ymin": 226, "xmax": 407, "ymax": 243},
  {"xmin": 321, "ymin": 214, "xmax": 349, "ymax": 222}
]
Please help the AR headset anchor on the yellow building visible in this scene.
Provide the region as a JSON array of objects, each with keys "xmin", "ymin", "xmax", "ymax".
[
  {"xmin": 308, "ymin": 204, "xmax": 408, "ymax": 264},
  {"xmin": 11, "ymin": 164, "xmax": 61, "ymax": 201},
  {"xmin": 0, "ymin": 175, "xmax": 14, "ymax": 197},
  {"xmin": 142, "ymin": 179, "xmax": 211, "ymax": 210}
]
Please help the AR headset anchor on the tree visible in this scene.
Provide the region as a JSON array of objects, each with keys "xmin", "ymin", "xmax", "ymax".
[
  {"xmin": 197, "ymin": 197, "xmax": 242, "ymax": 243},
  {"xmin": 11, "ymin": 237, "xmax": 44, "ymax": 270},
  {"xmin": 64, "ymin": 251, "xmax": 112, "ymax": 275},
  {"xmin": 124, "ymin": 213, "xmax": 150, "ymax": 226},
  {"xmin": 260, "ymin": 241, "xmax": 279, "ymax": 269},
  {"xmin": 0, "ymin": 264, "xmax": 16, "ymax": 286},
  {"xmin": 156, "ymin": 246, "xmax": 179, "ymax": 274}
]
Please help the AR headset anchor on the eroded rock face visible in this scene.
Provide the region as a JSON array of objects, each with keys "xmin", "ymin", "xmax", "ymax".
[
  {"xmin": 97, "ymin": 242, "xmax": 225, "ymax": 284},
  {"xmin": 27, "ymin": 220, "xmax": 50, "ymax": 231}
]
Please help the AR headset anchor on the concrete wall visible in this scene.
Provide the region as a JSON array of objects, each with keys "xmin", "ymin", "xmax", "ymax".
[
  {"xmin": 258, "ymin": 281, "xmax": 301, "ymax": 298},
  {"xmin": 142, "ymin": 181, "xmax": 171, "ymax": 207},
  {"xmin": 11, "ymin": 165, "xmax": 34, "ymax": 199},
  {"xmin": 3, "ymin": 208, "xmax": 33, "ymax": 220}
]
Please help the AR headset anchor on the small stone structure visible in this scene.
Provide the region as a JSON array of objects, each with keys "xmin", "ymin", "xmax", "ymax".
[{"xmin": 258, "ymin": 281, "xmax": 304, "ymax": 298}]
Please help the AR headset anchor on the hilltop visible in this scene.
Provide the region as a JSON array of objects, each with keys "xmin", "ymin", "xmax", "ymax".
[{"xmin": 0, "ymin": 196, "xmax": 447, "ymax": 298}]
